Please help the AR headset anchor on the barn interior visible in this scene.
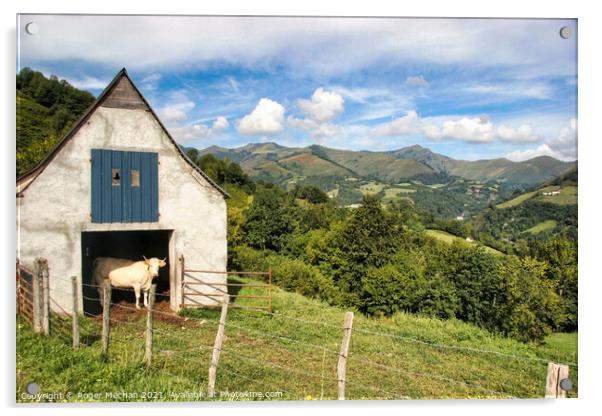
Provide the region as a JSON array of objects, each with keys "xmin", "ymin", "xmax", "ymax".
[{"xmin": 81, "ymin": 230, "xmax": 173, "ymax": 315}]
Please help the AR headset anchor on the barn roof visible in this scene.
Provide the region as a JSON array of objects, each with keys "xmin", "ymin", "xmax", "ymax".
[{"xmin": 16, "ymin": 68, "xmax": 229, "ymax": 198}]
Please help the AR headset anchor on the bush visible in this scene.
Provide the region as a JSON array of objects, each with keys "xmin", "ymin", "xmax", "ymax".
[
  {"xmin": 230, "ymin": 246, "xmax": 340, "ymax": 304},
  {"xmin": 360, "ymin": 264, "xmax": 412, "ymax": 317},
  {"xmin": 271, "ymin": 257, "xmax": 341, "ymax": 304}
]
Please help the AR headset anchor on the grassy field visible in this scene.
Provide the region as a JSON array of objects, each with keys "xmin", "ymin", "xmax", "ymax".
[
  {"xmin": 496, "ymin": 185, "xmax": 577, "ymax": 209},
  {"xmin": 525, "ymin": 220, "xmax": 558, "ymax": 235},
  {"xmin": 16, "ymin": 281, "xmax": 577, "ymax": 402},
  {"xmin": 534, "ymin": 186, "xmax": 577, "ymax": 206},
  {"xmin": 359, "ymin": 181, "xmax": 386, "ymax": 196},
  {"xmin": 495, "ymin": 190, "xmax": 538, "ymax": 209},
  {"xmin": 541, "ymin": 333, "xmax": 578, "ymax": 362},
  {"xmin": 424, "ymin": 229, "xmax": 504, "ymax": 256}
]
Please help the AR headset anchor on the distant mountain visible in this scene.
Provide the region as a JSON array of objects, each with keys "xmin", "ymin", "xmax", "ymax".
[
  {"xmin": 390, "ymin": 145, "xmax": 575, "ymax": 185},
  {"xmin": 199, "ymin": 142, "xmax": 575, "ymax": 187}
]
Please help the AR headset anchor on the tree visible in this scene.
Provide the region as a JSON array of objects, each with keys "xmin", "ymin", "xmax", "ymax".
[
  {"xmin": 497, "ymin": 256, "xmax": 565, "ymax": 342},
  {"xmin": 293, "ymin": 185, "xmax": 329, "ymax": 204},
  {"xmin": 532, "ymin": 237, "xmax": 578, "ymax": 331},
  {"xmin": 328, "ymin": 195, "xmax": 404, "ymax": 299},
  {"xmin": 242, "ymin": 187, "xmax": 298, "ymax": 251}
]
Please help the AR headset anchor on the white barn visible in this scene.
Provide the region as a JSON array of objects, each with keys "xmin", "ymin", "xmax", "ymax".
[{"xmin": 17, "ymin": 68, "xmax": 229, "ymax": 314}]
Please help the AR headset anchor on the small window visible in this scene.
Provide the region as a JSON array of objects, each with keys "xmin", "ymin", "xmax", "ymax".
[
  {"xmin": 111, "ymin": 169, "xmax": 121, "ymax": 186},
  {"xmin": 131, "ymin": 170, "xmax": 140, "ymax": 187}
]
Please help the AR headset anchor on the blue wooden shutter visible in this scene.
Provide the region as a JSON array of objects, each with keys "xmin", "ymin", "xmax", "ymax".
[{"xmin": 91, "ymin": 149, "xmax": 159, "ymax": 223}]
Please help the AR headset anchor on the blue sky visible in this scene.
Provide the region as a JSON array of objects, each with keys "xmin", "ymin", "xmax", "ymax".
[{"xmin": 18, "ymin": 15, "xmax": 577, "ymax": 161}]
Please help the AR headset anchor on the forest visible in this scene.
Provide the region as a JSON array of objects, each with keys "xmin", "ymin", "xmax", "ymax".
[
  {"xmin": 16, "ymin": 67, "xmax": 95, "ymax": 177},
  {"xmin": 187, "ymin": 151, "xmax": 578, "ymax": 343}
]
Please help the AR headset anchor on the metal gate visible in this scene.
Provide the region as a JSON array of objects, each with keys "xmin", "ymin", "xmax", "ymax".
[
  {"xmin": 16, "ymin": 260, "xmax": 34, "ymax": 325},
  {"xmin": 179, "ymin": 256, "xmax": 272, "ymax": 311}
]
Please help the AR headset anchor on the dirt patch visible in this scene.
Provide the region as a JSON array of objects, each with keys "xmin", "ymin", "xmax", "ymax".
[{"xmin": 91, "ymin": 298, "xmax": 191, "ymax": 327}]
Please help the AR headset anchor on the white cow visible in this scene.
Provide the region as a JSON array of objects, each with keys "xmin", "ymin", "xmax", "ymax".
[{"xmin": 93, "ymin": 256, "xmax": 166, "ymax": 309}]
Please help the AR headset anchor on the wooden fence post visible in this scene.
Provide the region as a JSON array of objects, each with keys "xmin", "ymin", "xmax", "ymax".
[
  {"xmin": 208, "ymin": 294, "xmax": 230, "ymax": 398},
  {"xmin": 41, "ymin": 261, "xmax": 50, "ymax": 336},
  {"xmin": 144, "ymin": 284, "xmax": 157, "ymax": 367},
  {"xmin": 268, "ymin": 267, "xmax": 272, "ymax": 312},
  {"xmin": 32, "ymin": 258, "xmax": 48, "ymax": 334},
  {"xmin": 71, "ymin": 276, "xmax": 80, "ymax": 350},
  {"xmin": 16, "ymin": 260, "xmax": 21, "ymax": 315},
  {"xmin": 180, "ymin": 255, "xmax": 185, "ymax": 309},
  {"xmin": 337, "ymin": 311, "xmax": 354, "ymax": 400},
  {"xmin": 101, "ymin": 280, "xmax": 112, "ymax": 358},
  {"xmin": 545, "ymin": 362, "xmax": 570, "ymax": 398}
]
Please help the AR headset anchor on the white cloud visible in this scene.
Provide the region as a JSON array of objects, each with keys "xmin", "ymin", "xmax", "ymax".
[
  {"xmin": 287, "ymin": 116, "xmax": 316, "ymax": 131},
  {"xmin": 405, "ymin": 75, "xmax": 429, "ymax": 88},
  {"xmin": 373, "ymin": 112, "xmax": 543, "ymax": 146},
  {"xmin": 237, "ymin": 98, "xmax": 285, "ymax": 136},
  {"xmin": 329, "ymin": 86, "xmax": 389, "ymax": 103},
  {"xmin": 65, "ymin": 75, "xmax": 109, "ymax": 90},
  {"xmin": 548, "ymin": 118, "xmax": 577, "ymax": 159},
  {"xmin": 158, "ymin": 107, "xmax": 187, "ymax": 123},
  {"xmin": 20, "ymin": 16, "xmax": 576, "ymax": 79},
  {"xmin": 140, "ymin": 73, "xmax": 161, "ymax": 90},
  {"xmin": 496, "ymin": 124, "xmax": 541, "ymax": 143},
  {"xmin": 439, "ymin": 116, "xmax": 495, "ymax": 143},
  {"xmin": 375, "ymin": 113, "xmax": 496, "ymax": 143},
  {"xmin": 314, "ymin": 123, "xmax": 338, "ymax": 138},
  {"xmin": 158, "ymin": 100, "xmax": 195, "ymax": 124},
  {"xmin": 422, "ymin": 124, "xmax": 443, "ymax": 140},
  {"xmin": 287, "ymin": 116, "xmax": 339, "ymax": 139},
  {"xmin": 462, "ymin": 82, "xmax": 553, "ymax": 100},
  {"xmin": 506, "ymin": 119, "xmax": 577, "ymax": 161},
  {"xmin": 212, "ymin": 116, "xmax": 229, "ymax": 131},
  {"xmin": 169, "ymin": 123, "xmax": 211, "ymax": 142},
  {"xmin": 506, "ymin": 144, "xmax": 556, "ymax": 161},
  {"xmin": 286, "ymin": 88, "xmax": 344, "ymax": 139},
  {"xmin": 297, "ymin": 88, "xmax": 345, "ymax": 123},
  {"xmin": 170, "ymin": 115, "xmax": 230, "ymax": 142},
  {"xmin": 372, "ymin": 111, "xmax": 420, "ymax": 136}
]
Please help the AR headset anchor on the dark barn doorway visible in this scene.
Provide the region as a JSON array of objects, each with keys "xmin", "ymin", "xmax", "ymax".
[{"xmin": 81, "ymin": 230, "xmax": 173, "ymax": 315}]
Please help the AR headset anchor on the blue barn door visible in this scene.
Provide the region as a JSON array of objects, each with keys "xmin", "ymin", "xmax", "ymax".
[{"xmin": 91, "ymin": 149, "xmax": 159, "ymax": 223}]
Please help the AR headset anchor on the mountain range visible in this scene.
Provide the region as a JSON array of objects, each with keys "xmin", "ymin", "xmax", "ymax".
[{"xmin": 198, "ymin": 142, "xmax": 576, "ymax": 187}]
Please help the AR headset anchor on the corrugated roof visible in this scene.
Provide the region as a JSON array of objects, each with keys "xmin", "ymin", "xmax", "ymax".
[{"xmin": 16, "ymin": 68, "xmax": 229, "ymax": 198}]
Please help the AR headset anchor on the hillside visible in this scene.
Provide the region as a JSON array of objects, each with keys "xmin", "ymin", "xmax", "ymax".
[
  {"xmin": 16, "ymin": 67, "xmax": 96, "ymax": 176},
  {"xmin": 199, "ymin": 142, "xmax": 574, "ymax": 216},
  {"xmin": 476, "ymin": 168, "xmax": 577, "ymax": 244},
  {"xmin": 496, "ymin": 167, "xmax": 578, "ymax": 209},
  {"xmin": 424, "ymin": 229, "xmax": 503, "ymax": 256},
  {"xmin": 200, "ymin": 143, "xmax": 436, "ymax": 185},
  {"xmin": 16, "ymin": 279, "xmax": 577, "ymax": 401}
]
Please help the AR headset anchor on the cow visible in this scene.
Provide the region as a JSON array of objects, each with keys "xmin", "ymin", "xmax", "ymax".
[{"xmin": 93, "ymin": 256, "xmax": 166, "ymax": 309}]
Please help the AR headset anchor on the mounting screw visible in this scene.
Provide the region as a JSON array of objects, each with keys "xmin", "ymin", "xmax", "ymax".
[{"xmin": 559, "ymin": 378, "xmax": 573, "ymax": 391}]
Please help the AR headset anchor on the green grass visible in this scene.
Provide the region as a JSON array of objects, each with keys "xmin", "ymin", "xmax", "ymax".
[
  {"xmin": 359, "ymin": 181, "xmax": 386, "ymax": 195},
  {"xmin": 541, "ymin": 333, "xmax": 577, "ymax": 362},
  {"xmin": 17, "ymin": 282, "xmax": 577, "ymax": 402},
  {"xmin": 496, "ymin": 185, "xmax": 577, "ymax": 209},
  {"xmin": 495, "ymin": 190, "xmax": 538, "ymax": 209},
  {"xmin": 534, "ymin": 186, "xmax": 577, "ymax": 206},
  {"xmin": 524, "ymin": 220, "xmax": 558, "ymax": 235},
  {"xmin": 424, "ymin": 230, "xmax": 504, "ymax": 256}
]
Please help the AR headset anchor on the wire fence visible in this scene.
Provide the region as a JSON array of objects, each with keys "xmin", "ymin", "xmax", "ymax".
[{"xmin": 17, "ymin": 260, "xmax": 577, "ymax": 401}]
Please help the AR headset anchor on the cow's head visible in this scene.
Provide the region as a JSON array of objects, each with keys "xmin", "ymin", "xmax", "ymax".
[{"xmin": 143, "ymin": 256, "xmax": 167, "ymax": 278}]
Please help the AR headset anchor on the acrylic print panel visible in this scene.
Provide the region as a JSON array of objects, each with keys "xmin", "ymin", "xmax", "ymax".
[{"xmin": 16, "ymin": 15, "xmax": 578, "ymax": 403}]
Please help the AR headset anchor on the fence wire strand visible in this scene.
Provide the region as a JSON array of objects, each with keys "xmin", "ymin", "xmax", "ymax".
[{"xmin": 18, "ymin": 271, "xmax": 577, "ymax": 401}]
